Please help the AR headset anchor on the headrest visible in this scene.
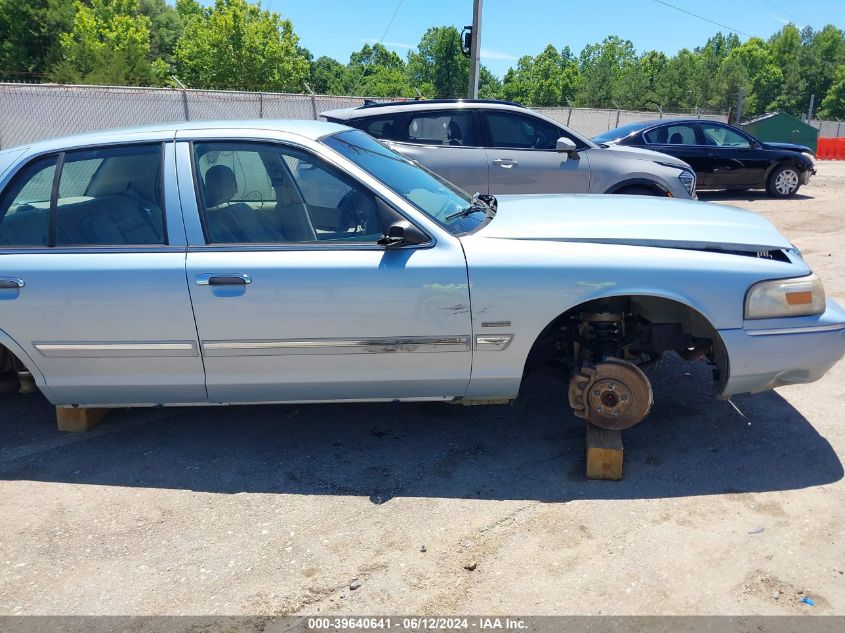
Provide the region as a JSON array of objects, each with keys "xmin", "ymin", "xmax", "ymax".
[{"xmin": 204, "ymin": 164, "xmax": 238, "ymax": 207}]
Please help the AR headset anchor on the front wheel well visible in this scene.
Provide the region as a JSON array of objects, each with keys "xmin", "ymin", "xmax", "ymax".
[
  {"xmin": 523, "ymin": 295, "xmax": 728, "ymax": 390},
  {"xmin": 610, "ymin": 181, "xmax": 669, "ymax": 196}
]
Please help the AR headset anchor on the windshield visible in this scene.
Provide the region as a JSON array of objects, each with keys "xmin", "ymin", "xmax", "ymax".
[
  {"xmin": 322, "ymin": 130, "xmax": 487, "ymax": 235},
  {"xmin": 592, "ymin": 121, "xmax": 648, "ymax": 144}
]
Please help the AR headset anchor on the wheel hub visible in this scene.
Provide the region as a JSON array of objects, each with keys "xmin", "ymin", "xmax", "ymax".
[
  {"xmin": 775, "ymin": 169, "xmax": 799, "ymax": 195},
  {"xmin": 569, "ymin": 358, "xmax": 653, "ymax": 430}
]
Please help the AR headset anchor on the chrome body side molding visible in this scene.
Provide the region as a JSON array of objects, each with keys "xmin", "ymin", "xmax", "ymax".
[
  {"xmin": 34, "ymin": 342, "xmax": 199, "ymax": 358},
  {"xmin": 201, "ymin": 336, "xmax": 471, "ymax": 356}
]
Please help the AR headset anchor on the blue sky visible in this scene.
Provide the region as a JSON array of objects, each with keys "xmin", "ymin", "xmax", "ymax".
[{"xmin": 247, "ymin": 0, "xmax": 844, "ymax": 77}]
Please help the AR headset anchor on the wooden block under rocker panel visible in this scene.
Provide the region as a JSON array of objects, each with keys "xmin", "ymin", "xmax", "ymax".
[
  {"xmin": 56, "ymin": 407, "xmax": 110, "ymax": 433},
  {"xmin": 585, "ymin": 422, "xmax": 623, "ymax": 480}
]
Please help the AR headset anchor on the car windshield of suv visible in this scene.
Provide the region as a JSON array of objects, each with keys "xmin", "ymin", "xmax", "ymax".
[{"xmin": 323, "ymin": 130, "xmax": 488, "ymax": 235}]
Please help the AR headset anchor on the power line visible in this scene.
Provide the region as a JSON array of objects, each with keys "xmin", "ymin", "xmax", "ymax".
[
  {"xmin": 351, "ymin": 0, "xmax": 406, "ymax": 94},
  {"xmin": 651, "ymin": 0, "xmax": 754, "ymax": 38}
]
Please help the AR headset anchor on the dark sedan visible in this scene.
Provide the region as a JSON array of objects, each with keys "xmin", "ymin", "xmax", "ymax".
[{"xmin": 593, "ymin": 119, "xmax": 817, "ymax": 198}]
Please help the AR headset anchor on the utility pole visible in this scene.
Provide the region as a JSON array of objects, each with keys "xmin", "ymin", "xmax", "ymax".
[
  {"xmin": 467, "ymin": 0, "xmax": 483, "ymax": 99},
  {"xmin": 807, "ymin": 94, "xmax": 815, "ymax": 122},
  {"xmin": 735, "ymin": 87, "xmax": 745, "ymax": 126}
]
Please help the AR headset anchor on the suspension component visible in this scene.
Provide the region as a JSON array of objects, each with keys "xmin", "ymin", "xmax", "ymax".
[
  {"xmin": 568, "ymin": 358, "xmax": 653, "ymax": 430},
  {"xmin": 579, "ymin": 312, "xmax": 625, "ymax": 359}
]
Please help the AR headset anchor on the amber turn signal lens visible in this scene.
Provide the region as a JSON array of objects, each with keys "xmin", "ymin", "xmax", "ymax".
[{"xmin": 786, "ymin": 291, "xmax": 813, "ymax": 305}]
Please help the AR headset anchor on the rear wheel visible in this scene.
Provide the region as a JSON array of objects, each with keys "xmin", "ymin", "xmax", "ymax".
[
  {"xmin": 615, "ymin": 186, "xmax": 663, "ymax": 196},
  {"xmin": 767, "ymin": 165, "xmax": 801, "ymax": 198}
]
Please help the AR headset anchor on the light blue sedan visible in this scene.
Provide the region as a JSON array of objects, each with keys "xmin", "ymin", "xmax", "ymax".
[{"xmin": 0, "ymin": 120, "xmax": 842, "ymax": 431}]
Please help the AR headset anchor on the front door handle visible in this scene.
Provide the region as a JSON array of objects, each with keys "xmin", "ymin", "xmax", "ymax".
[
  {"xmin": 492, "ymin": 158, "xmax": 518, "ymax": 168},
  {"xmin": 0, "ymin": 277, "xmax": 24, "ymax": 289},
  {"xmin": 196, "ymin": 273, "xmax": 252, "ymax": 286}
]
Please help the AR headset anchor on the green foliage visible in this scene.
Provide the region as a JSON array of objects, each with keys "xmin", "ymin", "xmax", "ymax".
[
  {"xmin": 1, "ymin": 1, "xmax": 843, "ymax": 119},
  {"xmin": 406, "ymin": 26, "xmax": 468, "ymax": 98},
  {"xmin": 819, "ymin": 65, "xmax": 845, "ymax": 118},
  {"xmin": 175, "ymin": 0, "xmax": 309, "ymax": 91},
  {"xmin": 0, "ymin": 0, "xmax": 75, "ymax": 80},
  {"xmin": 576, "ymin": 36, "xmax": 636, "ymax": 107},
  {"xmin": 53, "ymin": 0, "xmax": 166, "ymax": 86},
  {"xmin": 342, "ymin": 43, "xmax": 414, "ymax": 97},
  {"xmin": 138, "ymin": 0, "xmax": 182, "ymax": 65},
  {"xmin": 309, "ymin": 55, "xmax": 346, "ymax": 94}
]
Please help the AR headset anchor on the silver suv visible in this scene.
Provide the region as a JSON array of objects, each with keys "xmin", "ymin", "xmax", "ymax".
[{"xmin": 322, "ymin": 99, "xmax": 696, "ymax": 199}]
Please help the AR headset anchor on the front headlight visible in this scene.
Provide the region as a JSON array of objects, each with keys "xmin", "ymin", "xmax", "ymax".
[
  {"xmin": 678, "ymin": 169, "xmax": 695, "ymax": 195},
  {"xmin": 745, "ymin": 274, "xmax": 826, "ymax": 319}
]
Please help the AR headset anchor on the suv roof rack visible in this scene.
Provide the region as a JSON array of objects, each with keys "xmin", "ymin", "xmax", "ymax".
[{"xmin": 357, "ymin": 98, "xmax": 525, "ymax": 109}]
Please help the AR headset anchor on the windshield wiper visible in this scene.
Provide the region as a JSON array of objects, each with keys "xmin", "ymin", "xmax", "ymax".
[{"xmin": 445, "ymin": 192, "xmax": 498, "ymax": 221}]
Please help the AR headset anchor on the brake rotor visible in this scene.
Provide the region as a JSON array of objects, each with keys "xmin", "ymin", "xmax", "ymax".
[{"xmin": 569, "ymin": 358, "xmax": 653, "ymax": 430}]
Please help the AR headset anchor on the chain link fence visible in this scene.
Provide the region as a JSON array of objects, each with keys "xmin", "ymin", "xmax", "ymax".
[{"xmin": 0, "ymin": 83, "xmax": 842, "ymax": 150}]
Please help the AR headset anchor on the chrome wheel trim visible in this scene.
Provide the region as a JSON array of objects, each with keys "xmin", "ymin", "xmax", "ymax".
[{"xmin": 775, "ymin": 169, "xmax": 799, "ymax": 195}]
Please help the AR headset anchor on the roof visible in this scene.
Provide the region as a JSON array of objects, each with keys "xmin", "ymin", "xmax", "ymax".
[
  {"xmin": 742, "ymin": 111, "xmax": 814, "ymax": 127},
  {"xmin": 359, "ymin": 98, "xmax": 524, "ymax": 109},
  {"xmin": 322, "ymin": 99, "xmax": 528, "ymax": 121},
  {"xmin": 6, "ymin": 119, "xmax": 351, "ymax": 154}
]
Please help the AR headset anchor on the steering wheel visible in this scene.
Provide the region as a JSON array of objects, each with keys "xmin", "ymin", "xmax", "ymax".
[
  {"xmin": 337, "ymin": 190, "xmax": 380, "ymax": 234},
  {"xmin": 533, "ymin": 131, "xmax": 549, "ymax": 149}
]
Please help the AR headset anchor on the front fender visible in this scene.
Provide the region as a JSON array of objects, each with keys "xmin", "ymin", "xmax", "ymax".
[{"xmin": 459, "ymin": 235, "xmax": 806, "ymax": 399}]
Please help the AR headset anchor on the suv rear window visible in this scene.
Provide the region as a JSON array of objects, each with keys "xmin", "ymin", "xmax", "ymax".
[{"xmin": 356, "ymin": 115, "xmax": 405, "ymax": 141}]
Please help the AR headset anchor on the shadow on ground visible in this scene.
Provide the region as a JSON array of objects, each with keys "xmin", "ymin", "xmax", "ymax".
[
  {"xmin": 0, "ymin": 356, "xmax": 840, "ymax": 502},
  {"xmin": 697, "ymin": 190, "xmax": 814, "ymax": 202}
]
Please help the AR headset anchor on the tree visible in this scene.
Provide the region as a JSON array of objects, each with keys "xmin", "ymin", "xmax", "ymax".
[
  {"xmin": 138, "ymin": 0, "xmax": 183, "ymax": 66},
  {"xmin": 406, "ymin": 26, "xmax": 467, "ymax": 98},
  {"xmin": 51, "ymin": 0, "xmax": 168, "ymax": 86},
  {"xmin": 576, "ymin": 36, "xmax": 636, "ymax": 108},
  {"xmin": 341, "ymin": 43, "xmax": 413, "ymax": 96},
  {"xmin": 819, "ymin": 64, "xmax": 845, "ymax": 118},
  {"xmin": 478, "ymin": 66, "xmax": 501, "ymax": 100},
  {"xmin": 309, "ymin": 55, "xmax": 346, "ymax": 94},
  {"xmin": 175, "ymin": 0, "xmax": 309, "ymax": 91},
  {"xmin": 0, "ymin": 0, "xmax": 75, "ymax": 81}
]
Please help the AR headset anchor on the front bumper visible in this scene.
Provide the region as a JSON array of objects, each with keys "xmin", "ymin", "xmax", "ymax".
[
  {"xmin": 718, "ymin": 299, "xmax": 845, "ymax": 397},
  {"xmin": 801, "ymin": 167, "xmax": 816, "ymax": 185}
]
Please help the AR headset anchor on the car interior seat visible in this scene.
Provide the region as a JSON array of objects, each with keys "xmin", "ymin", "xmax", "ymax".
[
  {"xmin": 669, "ymin": 132, "xmax": 684, "ymax": 144},
  {"xmin": 447, "ymin": 120, "xmax": 463, "ymax": 145},
  {"xmin": 203, "ymin": 164, "xmax": 287, "ymax": 243}
]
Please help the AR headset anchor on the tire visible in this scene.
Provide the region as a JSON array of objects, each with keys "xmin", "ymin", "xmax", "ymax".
[
  {"xmin": 615, "ymin": 186, "xmax": 662, "ymax": 196},
  {"xmin": 767, "ymin": 164, "xmax": 802, "ymax": 198}
]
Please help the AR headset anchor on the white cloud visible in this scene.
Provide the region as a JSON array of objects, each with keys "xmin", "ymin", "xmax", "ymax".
[
  {"xmin": 481, "ymin": 48, "xmax": 518, "ymax": 61},
  {"xmin": 362, "ymin": 38, "xmax": 414, "ymax": 49},
  {"xmin": 765, "ymin": 12, "xmax": 801, "ymax": 28}
]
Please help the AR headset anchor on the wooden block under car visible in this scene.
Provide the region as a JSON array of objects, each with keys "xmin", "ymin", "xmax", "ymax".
[
  {"xmin": 56, "ymin": 406, "xmax": 110, "ymax": 432},
  {"xmin": 585, "ymin": 422, "xmax": 623, "ymax": 480}
]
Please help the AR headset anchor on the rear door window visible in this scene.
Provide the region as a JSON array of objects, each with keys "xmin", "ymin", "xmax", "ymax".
[
  {"xmin": 0, "ymin": 144, "xmax": 165, "ymax": 248},
  {"xmin": 407, "ymin": 111, "xmax": 478, "ymax": 146},
  {"xmin": 644, "ymin": 124, "xmax": 697, "ymax": 145}
]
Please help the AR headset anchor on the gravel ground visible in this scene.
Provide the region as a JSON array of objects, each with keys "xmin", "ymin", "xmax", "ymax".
[{"xmin": 0, "ymin": 162, "xmax": 843, "ymax": 618}]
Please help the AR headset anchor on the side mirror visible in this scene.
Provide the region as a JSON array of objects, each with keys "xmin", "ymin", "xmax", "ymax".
[
  {"xmin": 378, "ymin": 220, "xmax": 428, "ymax": 248},
  {"xmin": 556, "ymin": 137, "xmax": 578, "ymax": 153}
]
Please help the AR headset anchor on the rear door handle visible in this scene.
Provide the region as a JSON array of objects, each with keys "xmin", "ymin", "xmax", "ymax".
[
  {"xmin": 0, "ymin": 277, "xmax": 24, "ymax": 289},
  {"xmin": 492, "ymin": 158, "xmax": 518, "ymax": 168},
  {"xmin": 196, "ymin": 273, "xmax": 252, "ymax": 286}
]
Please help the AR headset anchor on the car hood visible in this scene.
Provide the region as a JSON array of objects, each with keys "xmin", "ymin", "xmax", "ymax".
[
  {"xmin": 473, "ymin": 194, "xmax": 793, "ymax": 253},
  {"xmin": 597, "ymin": 143, "xmax": 692, "ymax": 169},
  {"xmin": 762, "ymin": 141, "xmax": 813, "ymax": 154}
]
